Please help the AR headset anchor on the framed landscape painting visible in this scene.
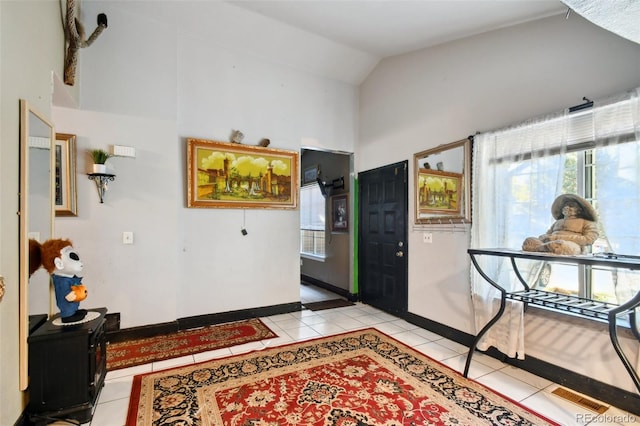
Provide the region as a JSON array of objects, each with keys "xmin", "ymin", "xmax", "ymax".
[
  {"xmin": 417, "ymin": 169, "xmax": 462, "ymax": 215},
  {"xmin": 187, "ymin": 138, "xmax": 299, "ymax": 209}
]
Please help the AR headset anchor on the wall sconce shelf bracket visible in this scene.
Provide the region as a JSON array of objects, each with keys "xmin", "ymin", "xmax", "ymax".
[{"xmin": 88, "ymin": 173, "xmax": 115, "ymax": 203}]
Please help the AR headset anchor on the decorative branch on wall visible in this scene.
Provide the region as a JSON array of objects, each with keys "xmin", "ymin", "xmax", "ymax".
[{"xmin": 63, "ymin": 0, "xmax": 108, "ymax": 86}]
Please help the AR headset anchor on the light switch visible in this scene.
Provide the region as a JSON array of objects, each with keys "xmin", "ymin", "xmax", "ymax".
[{"xmin": 123, "ymin": 232, "xmax": 134, "ymax": 244}]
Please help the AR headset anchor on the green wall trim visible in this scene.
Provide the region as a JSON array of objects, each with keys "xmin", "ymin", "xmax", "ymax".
[{"xmin": 353, "ymin": 178, "xmax": 358, "ymax": 294}]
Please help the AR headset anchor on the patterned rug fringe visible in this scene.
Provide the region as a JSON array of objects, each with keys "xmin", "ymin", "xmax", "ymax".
[
  {"xmin": 126, "ymin": 328, "xmax": 559, "ymax": 426},
  {"xmin": 107, "ymin": 318, "xmax": 277, "ymax": 371}
]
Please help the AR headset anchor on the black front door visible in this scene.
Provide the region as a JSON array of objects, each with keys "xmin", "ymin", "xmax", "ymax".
[{"xmin": 358, "ymin": 161, "xmax": 408, "ymax": 317}]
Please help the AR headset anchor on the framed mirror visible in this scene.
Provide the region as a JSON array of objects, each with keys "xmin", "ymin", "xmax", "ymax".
[
  {"xmin": 19, "ymin": 99, "xmax": 55, "ymax": 390},
  {"xmin": 414, "ymin": 138, "xmax": 471, "ymax": 224},
  {"xmin": 55, "ymin": 133, "xmax": 78, "ymax": 216}
]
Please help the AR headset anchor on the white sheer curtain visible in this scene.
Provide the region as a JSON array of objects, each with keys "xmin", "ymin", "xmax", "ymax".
[
  {"xmin": 592, "ymin": 88, "xmax": 640, "ymax": 305},
  {"xmin": 470, "ymin": 87, "xmax": 640, "ymax": 359},
  {"xmin": 591, "ymin": 90, "xmax": 640, "ymax": 375},
  {"xmin": 470, "ymin": 113, "xmax": 569, "ymax": 358}
]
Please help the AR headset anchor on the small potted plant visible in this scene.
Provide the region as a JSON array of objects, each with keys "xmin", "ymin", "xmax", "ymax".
[{"xmin": 90, "ymin": 149, "xmax": 111, "ymax": 173}]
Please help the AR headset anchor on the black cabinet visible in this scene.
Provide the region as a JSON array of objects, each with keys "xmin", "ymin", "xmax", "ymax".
[{"xmin": 28, "ymin": 307, "xmax": 107, "ymax": 424}]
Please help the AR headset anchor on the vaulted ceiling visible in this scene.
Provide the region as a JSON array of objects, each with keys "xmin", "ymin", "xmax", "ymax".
[
  {"xmin": 93, "ymin": 1, "xmax": 575, "ymax": 84},
  {"xmin": 227, "ymin": 0, "xmax": 566, "ymax": 58}
]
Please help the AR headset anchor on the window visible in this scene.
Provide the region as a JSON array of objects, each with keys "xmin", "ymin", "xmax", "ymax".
[
  {"xmin": 472, "ymin": 88, "xmax": 640, "ymax": 305},
  {"xmin": 513, "ymin": 148, "xmax": 635, "ymax": 304},
  {"xmin": 300, "ymin": 184, "xmax": 326, "ymax": 258}
]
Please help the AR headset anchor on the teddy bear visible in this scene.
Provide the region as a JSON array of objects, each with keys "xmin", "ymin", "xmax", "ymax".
[
  {"xmin": 40, "ymin": 238, "xmax": 88, "ymax": 323},
  {"xmin": 522, "ymin": 193, "xmax": 598, "ymax": 255}
]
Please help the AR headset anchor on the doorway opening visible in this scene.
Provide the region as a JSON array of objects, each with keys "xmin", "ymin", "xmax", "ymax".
[{"xmin": 299, "ymin": 148, "xmax": 354, "ymax": 304}]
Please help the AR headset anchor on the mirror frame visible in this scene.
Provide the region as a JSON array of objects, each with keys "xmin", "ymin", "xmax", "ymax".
[
  {"xmin": 55, "ymin": 133, "xmax": 78, "ymax": 216},
  {"xmin": 413, "ymin": 138, "xmax": 472, "ymax": 225},
  {"xmin": 19, "ymin": 99, "xmax": 55, "ymax": 390}
]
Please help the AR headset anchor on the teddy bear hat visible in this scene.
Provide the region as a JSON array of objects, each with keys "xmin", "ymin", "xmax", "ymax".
[{"xmin": 551, "ymin": 193, "xmax": 597, "ymax": 221}]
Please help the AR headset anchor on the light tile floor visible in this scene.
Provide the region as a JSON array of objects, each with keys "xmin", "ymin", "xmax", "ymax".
[
  {"xmin": 59, "ymin": 285, "xmax": 639, "ymax": 426},
  {"xmin": 300, "ymin": 281, "xmax": 345, "ymax": 303}
]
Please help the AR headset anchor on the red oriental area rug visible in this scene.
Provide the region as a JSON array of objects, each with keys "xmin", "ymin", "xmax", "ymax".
[
  {"xmin": 126, "ymin": 328, "xmax": 559, "ymax": 425},
  {"xmin": 107, "ymin": 318, "xmax": 277, "ymax": 371}
]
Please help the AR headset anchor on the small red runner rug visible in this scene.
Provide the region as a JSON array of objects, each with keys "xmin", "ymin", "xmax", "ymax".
[
  {"xmin": 127, "ymin": 328, "xmax": 559, "ymax": 425},
  {"xmin": 107, "ymin": 318, "xmax": 277, "ymax": 371}
]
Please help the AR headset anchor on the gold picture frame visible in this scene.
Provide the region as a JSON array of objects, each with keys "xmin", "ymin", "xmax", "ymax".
[
  {"xmin": 187, "ymin": 138, "xmax": 299, "ymax": 209},
  {"xmin": 55, "ymin": 133, "xmax": 78, "ymax": 216},
  {"xmin": 414, "ymin": 138, "xmax": 471, "ymax": 224}
]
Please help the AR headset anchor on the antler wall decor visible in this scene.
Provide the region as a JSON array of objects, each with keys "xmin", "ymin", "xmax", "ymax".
[{"xmin": 63, "ymin": 0, "xmax": 108, "ymax": 86}]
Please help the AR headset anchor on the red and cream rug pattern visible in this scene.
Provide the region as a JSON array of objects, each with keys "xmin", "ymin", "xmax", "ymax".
[
  {"xmin": 126, "ymin": 328, "xmax": 558, "ymax": 425},
  {"xmin": 107, "ymin": 318, "xmax": 277, "ymax": 371}
]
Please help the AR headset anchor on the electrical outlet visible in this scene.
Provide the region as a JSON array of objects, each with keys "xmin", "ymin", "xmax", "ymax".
[
  {"xmin": 423, "ymin": 232, "xmax": 433, "ymax": 244},
  {"xmin": 123, "ymin": 231, "xmax": 134, "ymax": 244}
]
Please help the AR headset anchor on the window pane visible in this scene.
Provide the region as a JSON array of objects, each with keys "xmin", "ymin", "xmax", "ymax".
[
  {"xmin": 595, "ymin": 143, "xmax": 640, "ymax": 254},
  {"xmin": 300, "ymin": 184, "xmax": 326, "ymax": 257},
  {"xmin": 301, "ymin": 230, "xmax": 314, "ymax": 254},
  {"xmin": 300, "ymin": 184, "xmax": 325, "ymax": 230},
  {"xmin": 593, "ymin": 141, "xmax": 640, "ymax": 304},
  {"xmin": 533, "ymin": 263, "xmax": 577, "ymax": 294},
  {"xmin": 591, "ymin": 268, "xmax": 618, "ymax": 304},
  {"xmin": 300, "ymin": 230, "xmax": 325, "ymax": 257},
  {"xmin": 314, "ymin": 231, "xmax": 326, "ymax": 256}
]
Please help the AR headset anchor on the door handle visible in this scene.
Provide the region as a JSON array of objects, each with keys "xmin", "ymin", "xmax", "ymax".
[{"xmin": 396, "ymin": 251, "xmax": 404, "ymax": 257}]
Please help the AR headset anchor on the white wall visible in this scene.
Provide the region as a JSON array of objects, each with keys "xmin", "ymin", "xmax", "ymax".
[
  {"xmin": 359, "ymin": 14, "xmax": 640, "ymax": 392},
  {"xmin": 0, "ymin": 1, "xmax": 66, "ymax": 423},
  {"xmin": 51, "ymin": 109, "xmax": 181, "ymax": 327},
  {"xmin": 52, "ymin": 1, "xmax": 358, "ymax": 330},
  {"xmin": 4, "ymin": 8, "xmax": 638, "ymax": 426}
]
